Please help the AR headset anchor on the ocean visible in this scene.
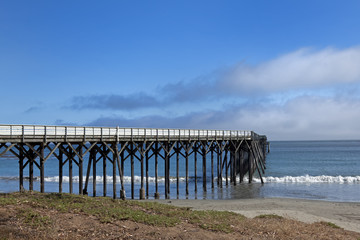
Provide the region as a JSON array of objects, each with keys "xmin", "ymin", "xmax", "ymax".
[{"xmin": 0, "ymin": 140, "xmax": 359, "ymax": 202}]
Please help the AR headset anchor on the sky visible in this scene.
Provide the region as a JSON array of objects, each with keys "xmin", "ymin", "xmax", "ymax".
[{"xmin": 1, "ymin": 0, "xmax": 360, "ymax": 140}]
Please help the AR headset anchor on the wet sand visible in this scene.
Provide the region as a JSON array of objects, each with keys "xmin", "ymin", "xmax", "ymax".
[{"xmin": 151, "ymin": 198, "xmax": 360, "ymax": 233}]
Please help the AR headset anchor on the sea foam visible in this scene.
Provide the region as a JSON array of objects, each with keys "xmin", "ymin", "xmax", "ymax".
[{"xmin": 2, "ymin": 175, "xmax": 360, "ymax": 184}]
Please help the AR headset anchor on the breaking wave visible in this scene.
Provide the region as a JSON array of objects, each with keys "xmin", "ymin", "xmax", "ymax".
[
  {"xmin": 255, "ymin": 175, "xmax": 360, "ymax": 183},
  {"xmin": 1, "ymin": 174, "xmax": 360, "ymax": 184}
]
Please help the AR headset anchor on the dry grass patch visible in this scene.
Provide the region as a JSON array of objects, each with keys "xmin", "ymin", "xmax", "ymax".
[{"xmin": 0, "ymin": 192, "xmax": 359, "ymax": 240}]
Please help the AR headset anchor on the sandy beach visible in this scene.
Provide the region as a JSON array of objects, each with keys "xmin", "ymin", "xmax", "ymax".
[{"xmin": 152, "ymin": 198, "xmax": 360, "ymax": 233}]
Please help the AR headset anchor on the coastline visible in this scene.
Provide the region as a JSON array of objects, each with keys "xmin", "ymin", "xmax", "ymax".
[{"xmin": 150, "ymin": 197, "xmax": 360, "ymax": 233}]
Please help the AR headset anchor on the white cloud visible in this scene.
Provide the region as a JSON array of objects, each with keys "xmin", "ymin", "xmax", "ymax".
[
  {"xmin": 222, "ymin": 47, "xmax": 360, "ymax": 94},
  {"xmin": 86, "ymin": 95, "xmax": 360, "ymax": 140},
  {"xmin": 76, "ymin": 46, "xmax": 360, "ymax": 140},
  {"xmin": 216, "ymin": 96, "xmax": 360, "ymax": 140}
]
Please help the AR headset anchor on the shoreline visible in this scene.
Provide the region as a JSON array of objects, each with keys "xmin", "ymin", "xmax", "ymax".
[{"xmin": 149, "ymin": 197, "xmax": 360, "ymax": 233}]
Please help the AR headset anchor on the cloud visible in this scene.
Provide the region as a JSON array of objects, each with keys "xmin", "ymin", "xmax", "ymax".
[
  {"xmin": 85, "ymin": 95, "xmax": 360, "ymax": 140},
  {"xmin": 66, "ymin": 46, "xmax": 360, "ymax": 140},
  {"xmin": 159, "ymin": 72, "xmax": 222, "ymax": 102},
  {"xmin": 24, "ymin": 106, "xmax": 41, "ymax": 113},
  {"xmin": 69, "ymin": 92, "xmax": 161, "ymax": 110},
  {"xmin": 221, "ymin": 47, "xmax": 360, "ymax": 94},
  {"xmin": 54, "ymin": 119, "xmax": 79, "ymax": 126},
  {"xmin": 66, "ymin": 46, "xmax": 360, "ymax": 112},
  {"xmin": 159, "ymin": 46, "xmax": 360, "ymax": 101}
]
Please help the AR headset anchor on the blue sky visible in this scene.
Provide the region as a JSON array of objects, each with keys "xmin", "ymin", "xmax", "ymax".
[{"xmin": 1, "ymin": 1, "xmax": 360, "ymax": 140}]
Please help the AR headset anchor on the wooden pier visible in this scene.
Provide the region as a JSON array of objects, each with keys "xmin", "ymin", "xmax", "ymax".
[{"xmin": 0, "ymin": 125, "xmax": 268, "ymax": 199}]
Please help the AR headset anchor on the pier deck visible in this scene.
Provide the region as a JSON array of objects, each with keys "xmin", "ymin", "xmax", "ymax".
[{"xmin": 0, "ymin": 124, "xmax": 268, "ymax": 199}]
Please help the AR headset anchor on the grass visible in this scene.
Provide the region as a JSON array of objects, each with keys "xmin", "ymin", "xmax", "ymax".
[
  {"xmin": 18, "ymin": 208, "xmax": 52, "ymax": 229},
  {"xmin": 255, "ymin": 214, "xmax": 284, "ymax": 219},
  {"xmin": 320, "ymin": 221, "xmax": 341, "ymax": 229},
  {"xmin": 0, "ymin": 192, "xmax": 245, "ymax": 233},
  {"xmin": 1, "ymin": 192, "xmax": 360, "ymax": 239}
]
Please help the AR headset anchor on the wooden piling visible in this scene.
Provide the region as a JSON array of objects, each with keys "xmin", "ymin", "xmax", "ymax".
[
  {"xmin": 176, "ymin": 141, "xmax": 180, "ymax": 197},
  {"xmin": 19, "ymin": 144, "xmax": 24, "ymax": 192},
  {"xmin": 140, "ymin": 143, "xmax": 145, "ymax": 200},
  {"xmin": 185, "ymin": 142, "xmax": 189, "ymax": 196},
  {"xmin": 59, "ymin": 149, "xmax": 63, "ymax": 193},
  {"xmin": 225, "ymin": 149, "xmax": 228, "ymax": 186},
  {"xmin": 69, "ymin": 146, "xmax": 73, "ymax": 194},
  {"xmin": 84, "ymin": 149, "xmax": 92, "ymax": 195},
  {"xmin": 145, "ymin": 142, "xmax": 149, "ymax": 198},
  {"xmin": 112, "ymin": 143, "xmax": 116, "ymax": 199},
  {"xmin": 219, "ymin": 147, "xmax": 223, "ymax": 188},
  {"xmin": 29, "ymin": 147, "xmax": 34, "ymax": 191},
  {"xmin": 248, "ymin": 149, "xmax": 253, "ymax": 183},
  {"xmin": 164, "ymin": 142, "xmax": 169, "ymax": 199},
  {"xmin": 120, "ymin": 148, "xmax": 125, "ymax": 200},
  {"xmin": 154, "ymin": 142, "xmax": 159, "ymax": 199},
  {"xmin": 211, "ymin": 146, "xmax": 214, "ymax": 189},
  {"xmin": 92, "ymin": 149, "xmax": 97, "ymax": 197},
  {"xmin": 194, "ymin": 143, "xmax": 197, "ymax": 193},
  {"xmin": 79, "ymin": 144, "xmax": 83, "ymax": 195},
  {"xmin": 202, "ymin": 144, "xmax": 206, "ymax": 192},
  {"xmin": 131, "ymin": 143, "xmax": 134, "ymax": 199},
  {"xmin": 40, "ymin": 143, "xmax": 44, "ymax": 193},
  {"xmin": 239, "ymin": 150, "xmax": 244, "ymax": 183},
  {"xmin": 102, "ymin": 144, "xmax": 107, "ymax": 197}
]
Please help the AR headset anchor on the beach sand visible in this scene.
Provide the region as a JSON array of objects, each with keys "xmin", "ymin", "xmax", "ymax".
[{"xmin": 151, "ymin": 198, "xmax": 360, "ymax": 233}]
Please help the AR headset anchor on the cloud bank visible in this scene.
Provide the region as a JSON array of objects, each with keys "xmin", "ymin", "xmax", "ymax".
[
  {"xmin": 65, "ymin": 46, "xmax": 360, "ymax": 140},
  {"xmin": 222, "ymin": 47, "xmax": 360, "ymax": 94}
]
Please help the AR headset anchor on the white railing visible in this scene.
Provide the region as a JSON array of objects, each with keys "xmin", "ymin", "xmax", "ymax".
[{"xmin": 0, "ymin": 124, "xmax": 255, "ymax": 140}]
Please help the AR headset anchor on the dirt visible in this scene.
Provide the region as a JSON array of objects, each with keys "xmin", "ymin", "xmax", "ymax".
[{"xmin": 1, "ymin": 202, "xmax": 360, "ymax": 239}]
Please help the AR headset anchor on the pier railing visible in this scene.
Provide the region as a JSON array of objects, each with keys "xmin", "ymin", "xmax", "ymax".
[{"xmin": 0, "ymin": 124, "xmax": 257, "ymax": 142}]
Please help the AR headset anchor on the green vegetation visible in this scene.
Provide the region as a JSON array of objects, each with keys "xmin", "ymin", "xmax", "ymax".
[
  {"xmin": 18, "ymin": 208, "xmax": 52, "ymax": 229},
  {"xmin": 0, "ymin": 192, "xmax": 245, "ymax": 233},
  {"xmin": 255, "ymin": 214, "xmax": 284, "ymax": 219},
  {"xmin": 320, "ymin": 221, "xmax": 341, "ymax": 229}
]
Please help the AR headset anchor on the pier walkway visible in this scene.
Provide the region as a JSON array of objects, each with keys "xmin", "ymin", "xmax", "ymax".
[{"xmin": 0, "ymin": 125, "xmax": 268, "ymax": 199}]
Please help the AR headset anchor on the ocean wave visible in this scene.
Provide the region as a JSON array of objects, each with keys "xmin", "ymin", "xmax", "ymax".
[
  {"xmin": 257, "ymin": 175, "xmax": 360, "ymax": 183},
  {"xmin": 44, "ymin": 175, "xmax": 187, "ymax": 183},
  {"xmin": 1, "ymin": 175, "xmax": 360, "ymax": 184}
]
